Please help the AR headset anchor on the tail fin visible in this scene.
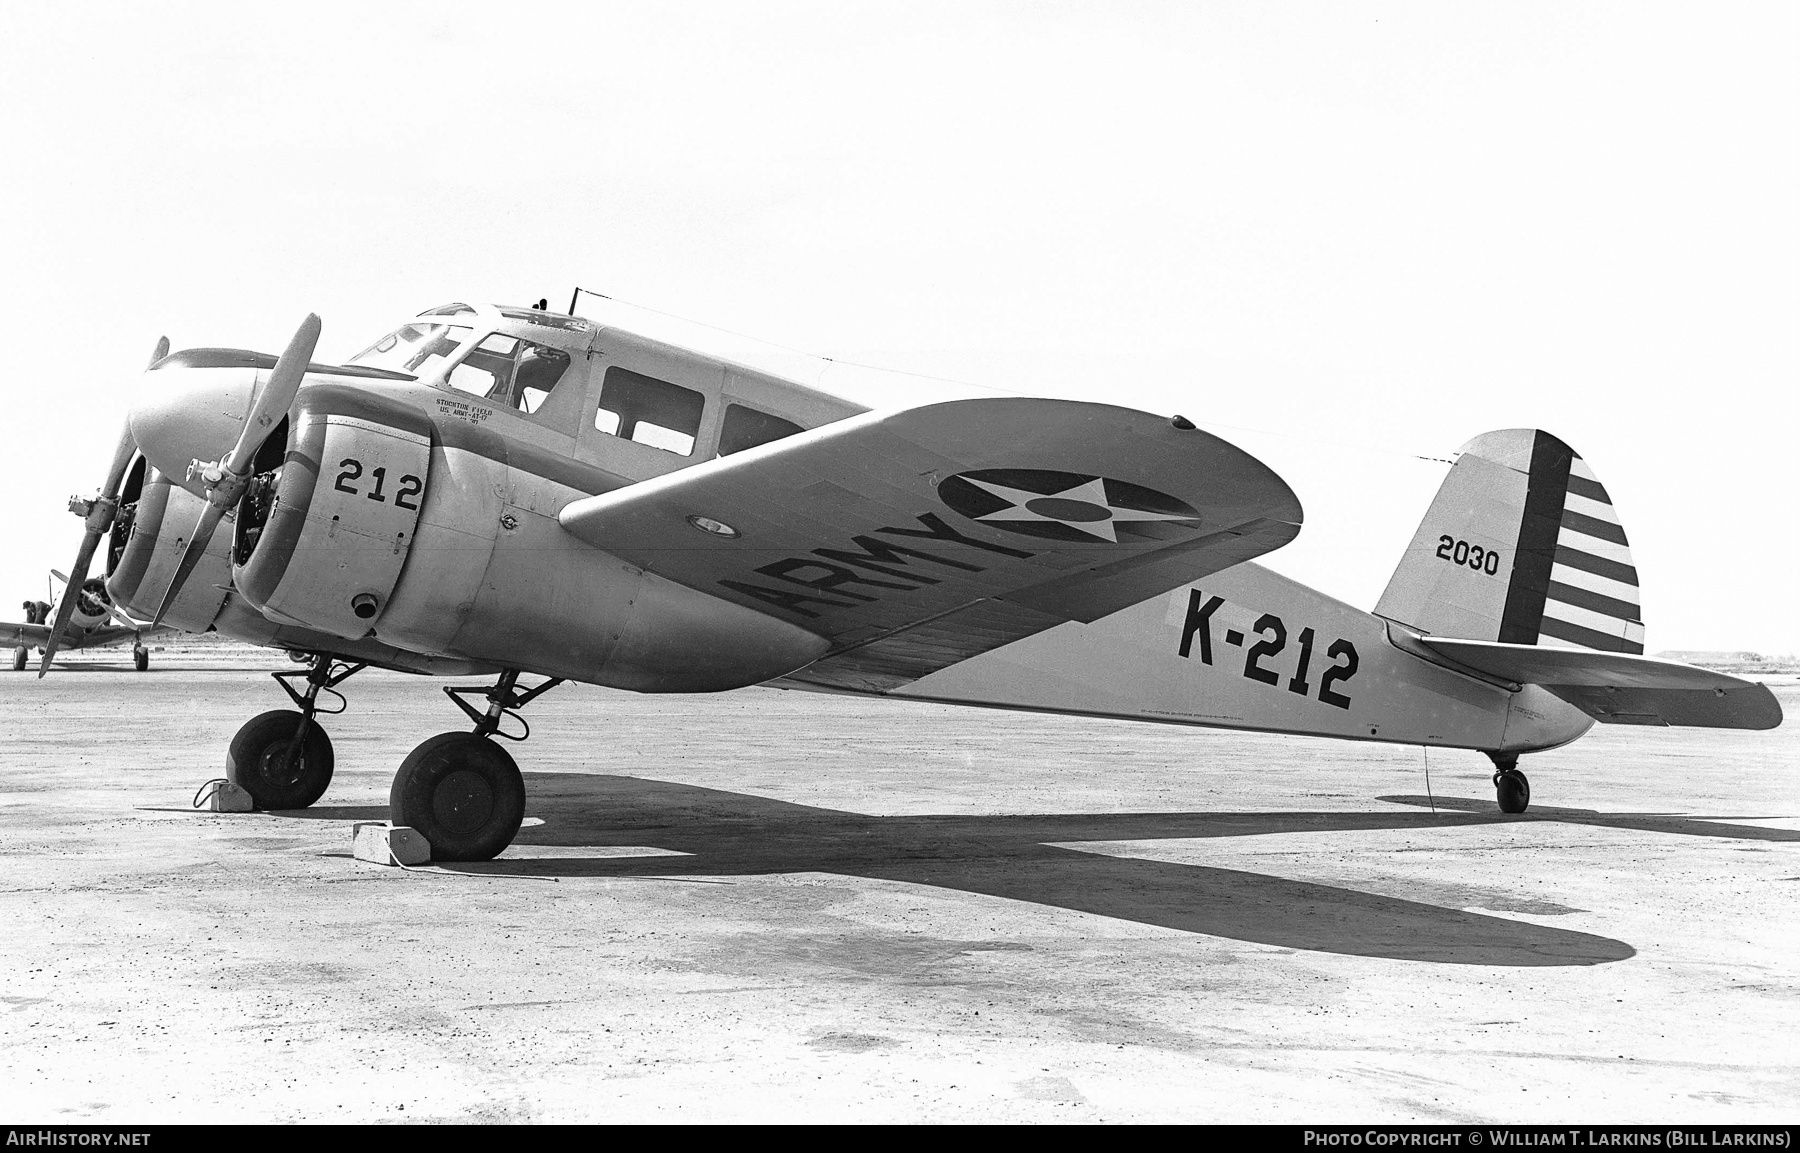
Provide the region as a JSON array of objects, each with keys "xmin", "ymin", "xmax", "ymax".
[{"xmin": 1375, "ymin": 429, "xmax": 1644, "ymax": 653}]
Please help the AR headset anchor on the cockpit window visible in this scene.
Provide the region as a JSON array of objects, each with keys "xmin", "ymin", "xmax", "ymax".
[
  {"xmin": 348, "ymin": 323, "xmax": 474, "ymax": 376},
  {"xmin": 446, "ymin": 333, "xmax": 572, "ymax": 414},
  {"xmin": 420, "ymin": 303, "xmax": 477, "ymax": 316}
]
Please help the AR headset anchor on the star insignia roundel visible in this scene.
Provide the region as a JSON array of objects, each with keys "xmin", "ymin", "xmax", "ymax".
[{"xmin": 937, "ymin": 469, "xmax": 1204, "ymax": 543}]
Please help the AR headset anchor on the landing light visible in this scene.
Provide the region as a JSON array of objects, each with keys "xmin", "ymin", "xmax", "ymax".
[{"xmin": 686, "ymin": 515, "xmax": 740, "ymax": 539}]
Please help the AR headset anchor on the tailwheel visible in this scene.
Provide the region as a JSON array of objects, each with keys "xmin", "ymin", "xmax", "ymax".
[
  {"xmin": 1487, "ymin": 751, "xmax": 1530, "ymax": 814},
  {"xmin": 1495, "ymin": 770, "xmax": 1530, "ymax": 813},
  {"xmin": 133, "ymin": 644, "xmax": 149, "ymax": 672},
  {"xmin": 390, "ymin": 732, "xmax": 525, "ymax": 862},
  {"xmin": 12, "ymin": 647, "xmax": 26, "ymax": 672},
  {"xmin": 227, "ymin": 709, "xmax": 335, "ymax": 810}
]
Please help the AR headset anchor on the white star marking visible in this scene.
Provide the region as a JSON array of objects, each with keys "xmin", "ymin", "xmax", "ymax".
[{"xmin": 959, "ymin": 475, "xmax": 1199, "ymax": 543}]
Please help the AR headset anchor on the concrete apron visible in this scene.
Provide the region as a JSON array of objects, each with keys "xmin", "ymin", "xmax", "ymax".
[{"xmin": 0, "ymin": 669, "xmax": 1795, "ymax": 1122}]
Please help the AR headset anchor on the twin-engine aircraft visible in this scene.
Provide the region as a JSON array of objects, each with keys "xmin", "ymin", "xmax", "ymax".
[
  {"xmin": 45, "ymin": 301, "xmax": 1781, "ymax": 861},
  {"xmin": 4, "ymin": 569, "xmax": 167, "ymax": 672}
]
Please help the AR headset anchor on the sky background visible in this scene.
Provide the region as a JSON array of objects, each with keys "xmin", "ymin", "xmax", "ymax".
[{"xmin": 1, "ymin": 1, "xmax": 1794, "ymax": 653}]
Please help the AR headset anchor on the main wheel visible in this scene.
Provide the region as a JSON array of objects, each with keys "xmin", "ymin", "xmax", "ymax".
[
  {"xmin": 1495, "ymin": 768, "xmax": 1531, "ymax": 814},
  {"xmin": 226, "ymin": 709, "xmax": 335, "ymax": 810},
  {"xmin": 133, "ymin": 646, "xmax": 149, "ymax": 672},
  {"xmin": 390, "ymin": 732, "xmax": 526, "ymax": 862},
  {"xmin": 394, "ymin": 733, "xmax": 525, "ymax": 859},
  {"xmin": 11, "ymin": 647, "xmax": 26, "ymax": 672}
]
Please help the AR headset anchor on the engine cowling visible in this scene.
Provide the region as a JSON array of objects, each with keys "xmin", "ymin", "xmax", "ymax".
[
  {"xmin": 224, "ymin": 384, "xmax": 823, "ymax": 689},
  {"xmin": 232, "ymin": 393, "xmax": 434, "ymax": 641},
  {"xmin": 105, "ymin": 453, "xmax": 233, "ymax": 633},
  {"xmin": 67, "ymin": 578, "xmax": 114, "ymax": 630}
]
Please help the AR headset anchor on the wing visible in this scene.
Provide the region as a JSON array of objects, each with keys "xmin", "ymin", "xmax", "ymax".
[
  {"xmin": 559, "ymin": 397, "xmax": 1302, "ymax": 690},
  {"xmin": 2, "ymin": 623, "xmax": 53, "ymax": 648},
  {"xmin": 1418, "ymin": 637, "xmax": 1782, "ymax": 730},
  {"xmin": 3, "ymin": 622, "xmax": 172, "ymax": 651},
  {"xmin": 73, "ymin": 626, "xmax": 150, "ymax": 648}
]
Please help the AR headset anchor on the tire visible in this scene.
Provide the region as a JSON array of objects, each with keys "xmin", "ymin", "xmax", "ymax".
[
  {"xmin": 12, "ymin": 647, "xmax": 26, "ymax": 672},
  {"xmin": 226, "ymin": 709, "xmax": 335, "ymax": 810},
  {"xmin": 133, "ymin": 647, "xmax": 148, "ymax": 672},
  {"xmin": 390, "ymin": 732, "xmax": 525, "ymax": 862},
  {"xmin": 1496, "ymin": 769, "xmax": 1530, "ymax": 814}
]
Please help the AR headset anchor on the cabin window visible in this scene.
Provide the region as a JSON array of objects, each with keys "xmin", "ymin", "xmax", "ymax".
[
  {"xmin": 718, "ymin": 403, "xmax": 804, "ymax": 456},
  {"xmin": 594, "ymin": 366, "xmax": 705, "ymax": 456},
  {"xmin": 447, "ymin": 334, "xmax": 572, "ymax": 414}
]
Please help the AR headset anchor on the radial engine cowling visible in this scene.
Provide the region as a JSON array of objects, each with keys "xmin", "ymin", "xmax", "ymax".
[
  {"xmin": 232, "ymin": 393, "xmax": 433, "ymax": 641},
  {"xmin": 105, "ymin": 453, "xmax": 233, "ymax": 633},
  {"xmin": 67, "ymin": 578, "xmax": 115, "ymax": 630}
]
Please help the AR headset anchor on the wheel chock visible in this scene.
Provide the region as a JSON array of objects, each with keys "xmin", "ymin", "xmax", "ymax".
[
  {"xmin": 203, "ymin": 780, "xmax": 256, "ymax": 812},
  {"xmin": 352, "ymin": 822, "xmax": 432, "ymax": 866}
]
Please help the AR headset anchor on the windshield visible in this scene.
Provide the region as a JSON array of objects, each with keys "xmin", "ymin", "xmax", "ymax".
[{"xmin": 347, "ymin": 323, "xmax": 475, "ymax": 377}]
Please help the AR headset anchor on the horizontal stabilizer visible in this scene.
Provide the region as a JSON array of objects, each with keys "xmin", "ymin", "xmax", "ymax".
[{"xmin": 1417, "ymin": 637, "xmax": 1782, "ymax": 730}]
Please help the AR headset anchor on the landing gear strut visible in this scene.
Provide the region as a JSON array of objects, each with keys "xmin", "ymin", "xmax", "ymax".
[
  {"xmin": 390, "ymin": 669, "xmax": 563, "ymax": 861},
  {"xmin": 1487, "ymin": 751, "xmax": 1531, "ymax": 814},
  {"xmin": 225, "ymin": 655, "xmax": 365, "ymax": 810}
]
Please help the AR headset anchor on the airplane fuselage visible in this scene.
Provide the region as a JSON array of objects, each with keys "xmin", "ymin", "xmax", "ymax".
[{"xmin": 119, "ymin": 338, "xmax": 1591, "ymax": 754}]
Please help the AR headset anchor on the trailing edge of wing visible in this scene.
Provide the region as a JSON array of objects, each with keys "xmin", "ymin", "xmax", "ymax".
[
  {"xmin": 558, "ymin": 398, "xmax": 1302, "ymax": 657},
  {"xmin": 1417, "ymin": 637, "xmax": 1783, "ymax": 730}
]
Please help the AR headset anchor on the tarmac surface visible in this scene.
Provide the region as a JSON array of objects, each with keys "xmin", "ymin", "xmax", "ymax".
[{"xmin": 0, "ymin": 654, "xmax": 1795, "ymax": 1123}]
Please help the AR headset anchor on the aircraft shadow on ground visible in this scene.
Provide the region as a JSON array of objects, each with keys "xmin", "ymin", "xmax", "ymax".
[
  {"xmin": 1376, "ymin": 795, "xmax": 1800, "ymax": 842},
  {"xmin": 279, "ymin": 775, "xmax": 1800, "ymax": 966},
  {"xmin": 400, "ymin": 772, "xmax": 1669, "ymax": 968}
]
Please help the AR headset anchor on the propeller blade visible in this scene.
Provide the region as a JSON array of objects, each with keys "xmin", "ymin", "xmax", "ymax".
[
  {"xmin": 225, "ymin": 314, "xmax": 318, "ymax": 477},
  {"xmin": 147, "ymin": 336, "xmax": 170, "ymax": 370},
  {"xmin": 150, "ymin": 499, "xmax": 228, "ymax": 628},
  {"xmin": 38, "ymin": 534, "xmax": 102, "ymax": 677},
  {"xmin": 102, "ymin": 595, "xmax": 140, "ymax": 631},
  {"xmin": 39, "ymin": 425, "xmax": 138, "ymax": 677},
  {"xmin": 152, "ymin": 314, "xmax": 320, "ymax": 622}
]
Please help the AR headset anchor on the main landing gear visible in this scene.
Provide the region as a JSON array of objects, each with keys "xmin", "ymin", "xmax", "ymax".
[
  {"xmin": 225, "ymin": 655, "xmax": 365, "ymax": 810},
  {"xmin": 389, "ymin": 669, "xmax": 564, "ymax": 862},
  {"xmin": 1487, "ymin": 751, "xmax": 1531, "ymax": 814},
  {"xmin": 12, "ymin": 646, "xmax": 27, "ymax": 672},
  {"xmin": 133, "ymin": 643, "xmax": 149, "ymax": 672}
]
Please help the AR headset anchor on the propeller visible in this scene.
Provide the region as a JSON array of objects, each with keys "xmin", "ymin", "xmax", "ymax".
[
  {"xmin": 38, "ymin": 423, "xmax": 139, "ymax": 676},
  {"xmin": 151, "ymin": 314, "xmax": 319, "ymax": 627},
  {"xmin": 53, "ymin": 568, "xmax": 143, "ymax": 630},
  {"xmin": 33, "ymin": 335, "xmax": 179, "ymax": 675}
]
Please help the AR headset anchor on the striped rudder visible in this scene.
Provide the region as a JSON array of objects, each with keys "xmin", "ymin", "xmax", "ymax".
[{"xmin": 1375, "ymin": 429, "xmax": 1644, "ymax": 653}]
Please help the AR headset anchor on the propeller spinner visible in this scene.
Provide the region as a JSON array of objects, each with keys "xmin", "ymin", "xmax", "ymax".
[{"xmin": 151, "ymin": 314, "xmax": 321, "ymax": 626}]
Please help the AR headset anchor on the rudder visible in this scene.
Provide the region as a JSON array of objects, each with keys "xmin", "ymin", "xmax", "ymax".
[{"xmin": 1375, "ymin": 429, "xmax": 1645, "ymax": 654}]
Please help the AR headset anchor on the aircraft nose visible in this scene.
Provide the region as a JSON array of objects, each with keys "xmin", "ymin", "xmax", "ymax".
[{"xmin": 128, "ymin": 364, "xmax": 257, "ymax": 493}]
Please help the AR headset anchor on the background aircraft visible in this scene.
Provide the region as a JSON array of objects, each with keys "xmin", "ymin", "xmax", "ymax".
[
  {"xmin": 4, "ymin": 569, "xmax": 164, "ymax": 672},
  {"xmin": 46, "ymin": 301, "xmax": 1782, "ymax": 862}
]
